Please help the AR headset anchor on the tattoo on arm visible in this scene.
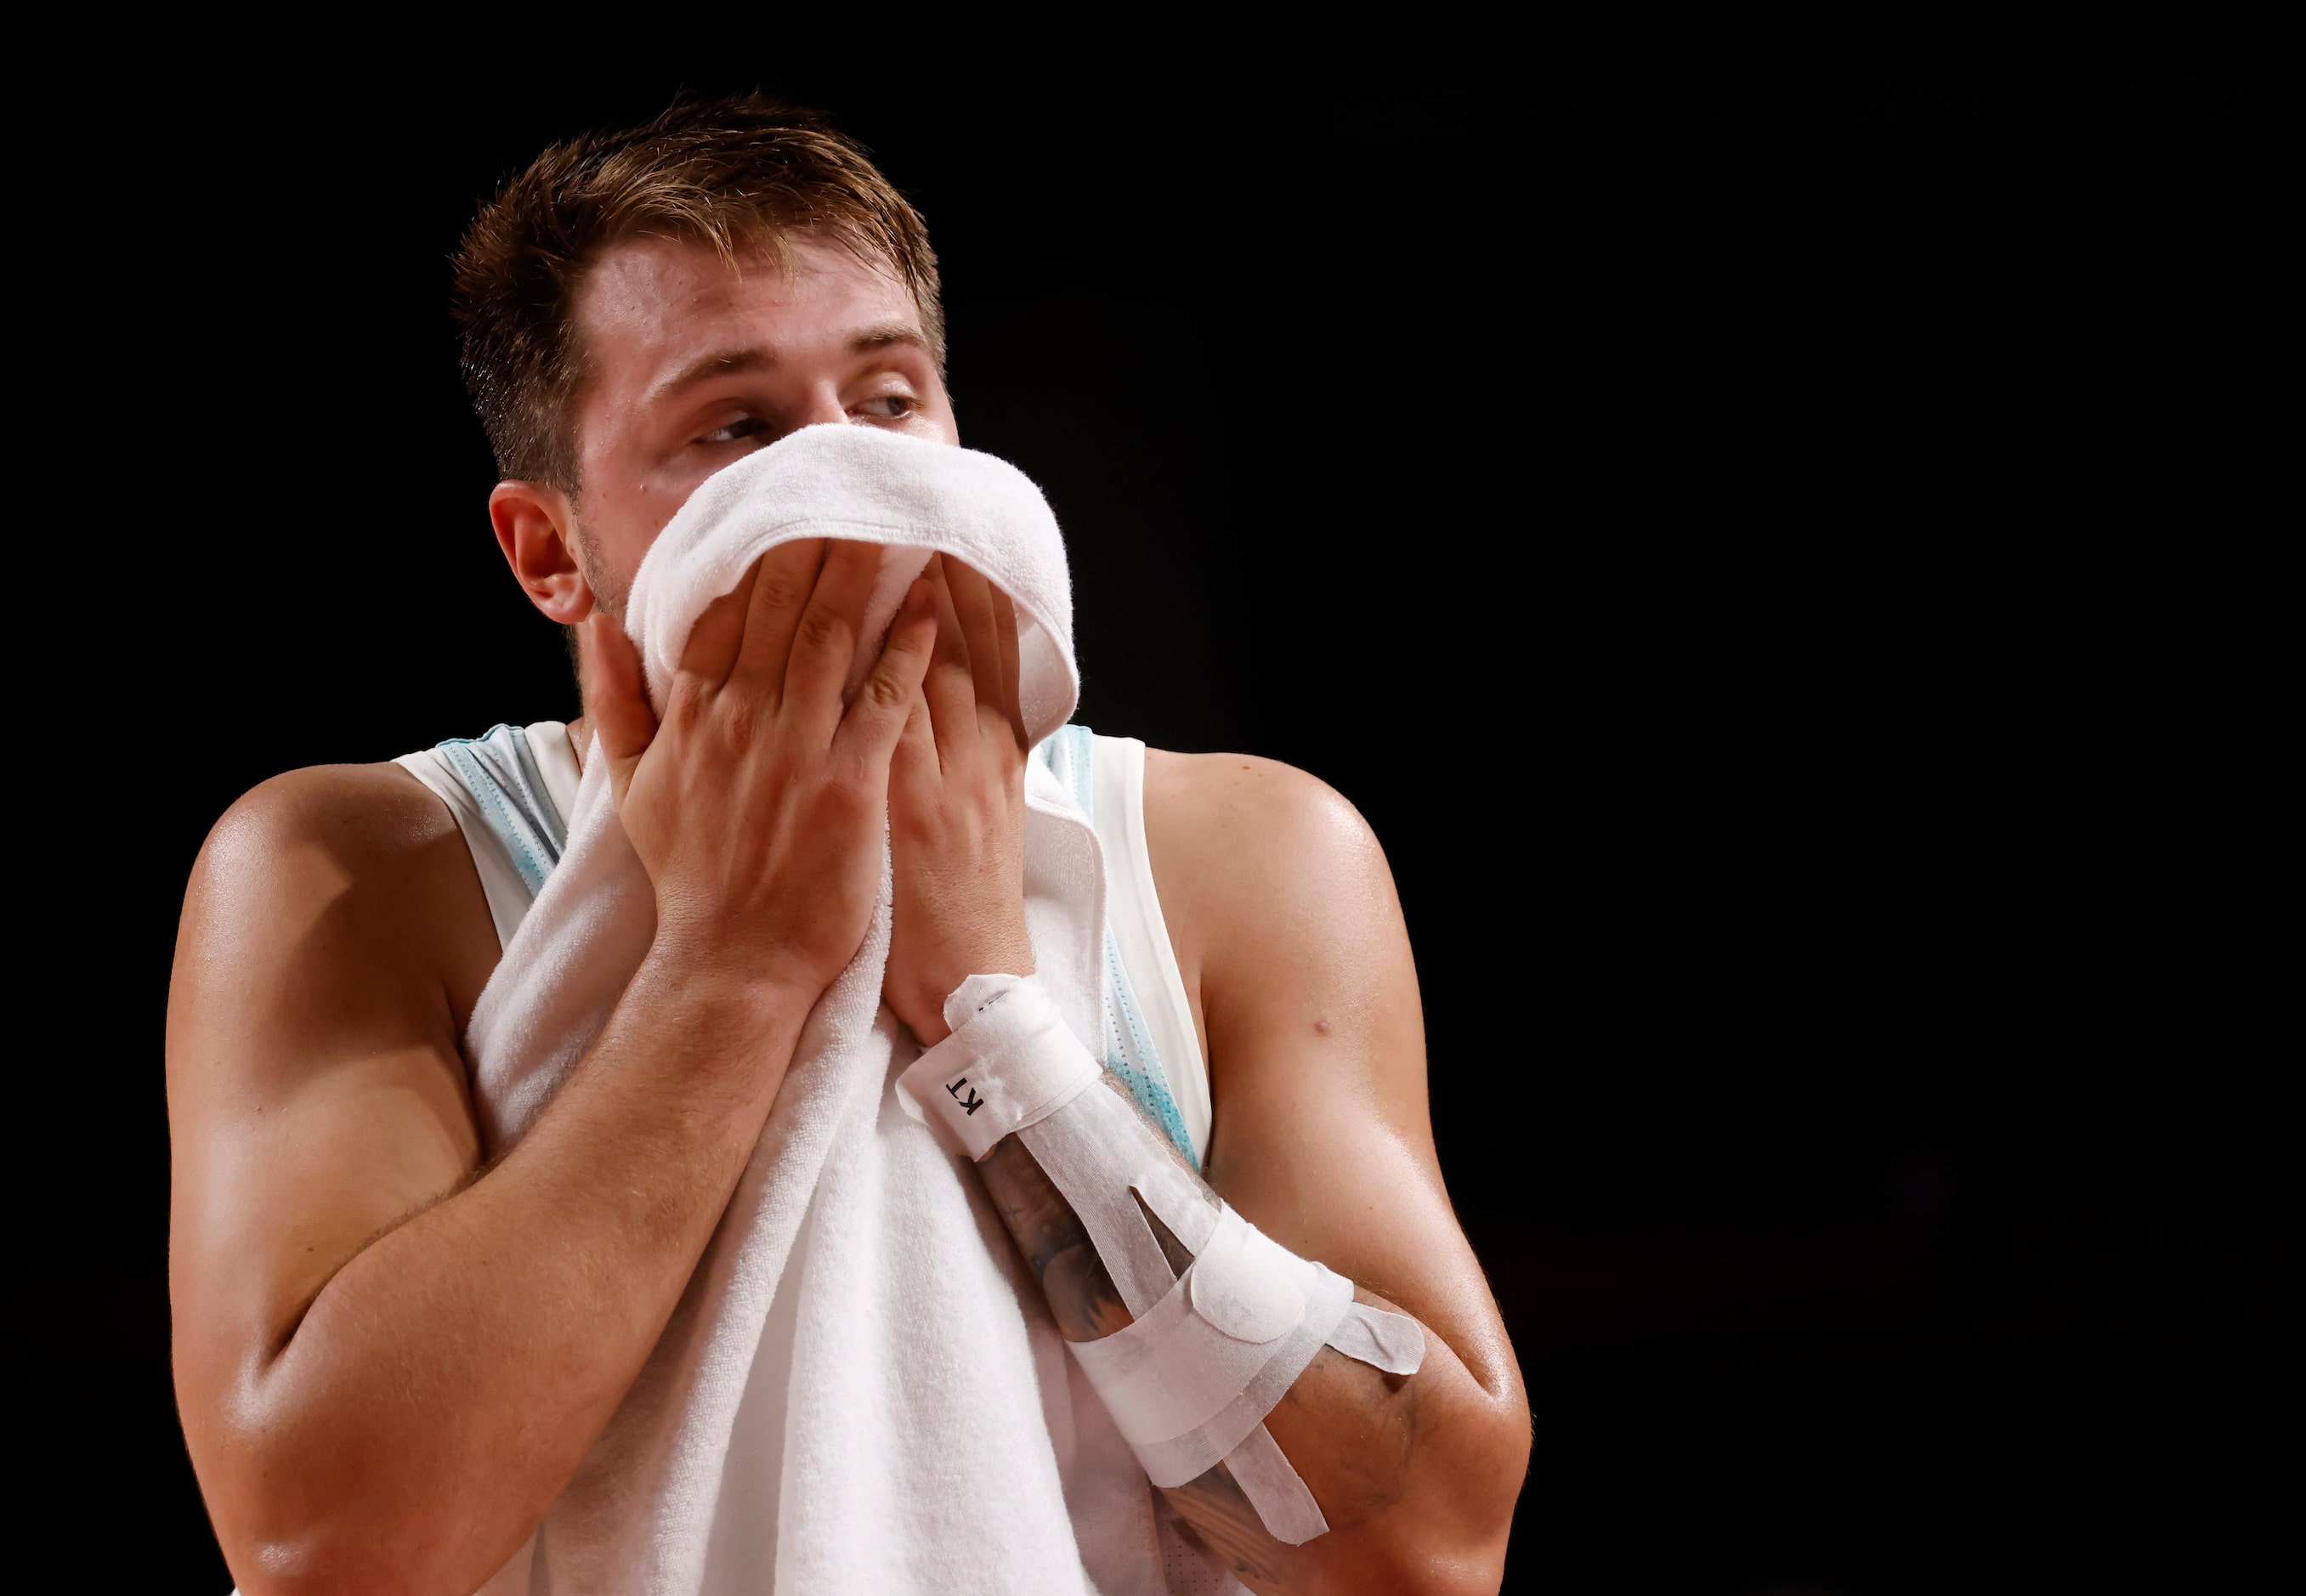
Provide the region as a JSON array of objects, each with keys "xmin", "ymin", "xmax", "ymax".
[
  {"xmin": 972, "ymin": 1080, "xmax": 1428, "ymax": 1589},
  {"xmin": 1164, "ymin": 1457, "xmax": 1292, "ymax": 1584},
  {"xmin": 977, "ymin": 1135, "xmax": 1130, "ymax": 1343}
]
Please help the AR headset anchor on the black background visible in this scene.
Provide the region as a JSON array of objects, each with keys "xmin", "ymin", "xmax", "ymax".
[{"xmin": 31, "ymin": 24, "xmax": 2296, "ymax": 1593}]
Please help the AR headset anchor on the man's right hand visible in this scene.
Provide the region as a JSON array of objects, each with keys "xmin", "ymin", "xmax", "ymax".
[{"xmin": 579, "ymin": 538, "xmax": 938, "ymax": 1001}]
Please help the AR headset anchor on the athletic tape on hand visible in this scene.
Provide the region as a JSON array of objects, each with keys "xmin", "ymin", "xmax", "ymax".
[
  {"xmin": 899, "ymin": 973, "xmax": 1428, "ymax": 1545},
  {"xmin": 897, "ymin": 974, "xmax": 1102, "ymax": 1160}
]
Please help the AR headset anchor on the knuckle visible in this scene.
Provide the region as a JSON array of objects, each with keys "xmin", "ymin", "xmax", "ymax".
[
  {"xmin": 796, "ymin": 608, "xmax": 847, "ymax": 654},
  {"xmin": 718, "ymin": 704, "xmax": 756, "ymax": 756},
  {"xmin": 819, "ymin": 773, "xmax": 871, "ymax": 820},
  {"xmin": 859, "ymin": 671, "xmax": 911, "ymax": 714},
  {"xmin": 754, "ymin": 570, "xmax": 807, "ymax": 614}
]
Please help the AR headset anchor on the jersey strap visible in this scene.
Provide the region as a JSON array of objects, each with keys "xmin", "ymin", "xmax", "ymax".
[{"xmin": 1038, "ymin": 724, "xmax": 1201, "ymax": 1167}]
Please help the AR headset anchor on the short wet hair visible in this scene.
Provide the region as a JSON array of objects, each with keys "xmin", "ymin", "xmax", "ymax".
[{"xmin": 451, "ymin": 94, "xmax": 943, "ymax": 491}]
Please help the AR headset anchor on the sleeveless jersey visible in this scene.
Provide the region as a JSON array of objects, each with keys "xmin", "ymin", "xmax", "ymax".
[{"xmin": 396, "ymin": 722, "xmax": 1211, "ymax": 1168}]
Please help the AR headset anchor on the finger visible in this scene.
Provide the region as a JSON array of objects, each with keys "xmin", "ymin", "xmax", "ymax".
[
  {"xmin": 921, "ymin": 557, "xmax": 977, "ymax": 766},
  {"xmin": 989, "ymin": 585, "xmax": 1026, "ymax": 736},
  {"xmin": 579, "ymin": 613, "xmax": 658, "ymax": 811},
  {"xmin": 836, "ymin": 577, "xmax": 938, "ymax": 771},
  {"xmin": 726, "ymin": 538, "xmax": 828, "ymax": 704},
  {"xmin": 783, "ymin": 540, "xmax": 883, "ymax": 739},
  {"xmin": 891, "ymin": 681, "xmax": 940, "ymax": 801},
  {"xmin": 674, "ymin": 561, "xmax": 761, "ymax": 697},
  {"xmin": 943, "ymin": 559, "xmax": 1009, "ymax": 715}
]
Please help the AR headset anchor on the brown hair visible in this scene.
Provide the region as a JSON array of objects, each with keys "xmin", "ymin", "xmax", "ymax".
[{"xmin": 451, "ymin": 94, "xmax": 943, "ymax": 492}]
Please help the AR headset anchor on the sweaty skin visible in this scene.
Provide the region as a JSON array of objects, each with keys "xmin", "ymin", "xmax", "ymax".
[{"xmin": 167, "ymin": 236, "xmax": 1528, "ymax": 1596}]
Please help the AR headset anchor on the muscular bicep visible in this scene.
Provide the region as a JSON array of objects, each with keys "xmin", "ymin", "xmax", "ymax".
[
  {"xmin": 1154, "ymin": 754, "xmax": 1517, "ymax": 1400},
  {"xmin": 167, "ymin": 768, "xmax": 495, "ymax": 1446}
]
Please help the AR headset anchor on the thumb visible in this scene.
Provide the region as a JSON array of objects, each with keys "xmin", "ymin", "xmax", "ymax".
[{"xmin": 579, "ymin": 612, "xmax": 657, "ymax": 808}]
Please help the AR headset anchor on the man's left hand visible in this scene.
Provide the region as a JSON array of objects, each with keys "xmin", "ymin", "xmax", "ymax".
[{"xmin": 884, "ymin": 556, "xmax": 1036, "ymax": 1044}]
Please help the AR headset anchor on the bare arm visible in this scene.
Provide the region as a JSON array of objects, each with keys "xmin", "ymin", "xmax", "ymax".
[
  {"xmin": 948, "ymin": 782, "xmax": 1528, "ymax": 1596},
  {"xmin": 881, "ymin": 564, "xmax": 1527, "ymax": 1595},
  {"xmin": 170, "ymin": 804, "xmax": 810, "ymax": 1592},
  {"xmin": 1143, "ymin": 750, "xmax": 1529, "ymax": 1592},
  {"xmin": 169, "ymin": 541, "xmax": 937, "ymax": 1596}
]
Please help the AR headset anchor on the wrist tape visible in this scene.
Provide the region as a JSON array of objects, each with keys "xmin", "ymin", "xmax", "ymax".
[{"xmin": 898, "ymin": 974, "xmax": 1425, "ymax": 1544}]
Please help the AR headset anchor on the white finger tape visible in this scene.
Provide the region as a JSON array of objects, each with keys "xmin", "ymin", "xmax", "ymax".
[{"xmin": 897, "ymin": 973, "xmax": 1102, "ymax": 1160}]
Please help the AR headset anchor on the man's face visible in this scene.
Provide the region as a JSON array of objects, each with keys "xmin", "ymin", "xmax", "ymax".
[{"xmin": 554, "ymin": 234, "xmax": 956, "ymax": 615}]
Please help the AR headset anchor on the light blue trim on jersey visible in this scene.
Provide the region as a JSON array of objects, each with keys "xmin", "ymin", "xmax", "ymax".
[
  {"xmin": 1102, "ymin": 925, "xmax": 1198, "ymax": 1167},
  {"xmin": 1035, "ymin": 722, "xmax": 1096, "ymax": 818},
  {"xmin": 1037, "ymin": 723, "xmax": 1198, "ymax": 1166},
  {"xmin": 436, "ymin": 725, "xmax": 566, "ymax": 897}
]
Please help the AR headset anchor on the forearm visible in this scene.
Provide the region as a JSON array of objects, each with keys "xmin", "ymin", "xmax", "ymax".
[
  {"xmin": 976, "ymin": 1106, "xmax": 1518, "ymax": 1596},
  {"xmin": 225, "ymin": 951, "xmax": 807, "ymax": 1594}
]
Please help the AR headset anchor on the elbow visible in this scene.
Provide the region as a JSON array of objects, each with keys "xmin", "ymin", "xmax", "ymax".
[
  {"xmin": 227, "ymin": 1523, "xmax": 490, "ymax": 1596},
  {"xmin": 195, "ymin": 1404, "xmax": 541, "ymax": 1596},
  {"xmin": 225, "ymin": 1537, "xmax": 354, "ymax": 1596},
  {"xmin": 1461, "ymin": 1374, "xmax": 1532, "ymax": 1584},
  {"xmin": 1370, "ymin": 1390, "xmax": 1530, "ymax": 1596},
  {"xmin": 196, "ymin": 1381, "xmax": 508, "ymax": 1596},
  {"xmin": 1373, "ymin": 1506, "xmax": 1519, "ymax": 1596},
  {"xmin": 207, "ymin": 1450, "xmax": 486, "ymax": 1596},
  {"xmin": 225, "ymin": 1531, "xmax": 383, "ymax": 1596},
  {"xmin": 222, "ymin": 1515, "xmax": 422, "ymax": 1596},
  {"xmin": 1342, "ymin": 1521, "xmax": 1513, "ymax": 1596},
  {"xmin": 1405, "ymin": 1549, "xmax": 1516, "ymax": 1596}
]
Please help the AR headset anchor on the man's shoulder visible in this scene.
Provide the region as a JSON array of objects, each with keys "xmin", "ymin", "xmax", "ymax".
[
  {"xmin": 1141, "ymin": 749, "xmax": 1381, "ymax": 863},
  {"xmin": 185, "ymin": 761, "xmax": 497, "ymax": 999},
  {"xmin": 205, "ymin": 760, "xmax": 464, "ymax": 876},
  {"xmin": 1137, "ymin": 748, "xmax": 1395, "ymax": 956}
]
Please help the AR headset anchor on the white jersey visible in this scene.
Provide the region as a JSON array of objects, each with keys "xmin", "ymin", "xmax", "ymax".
[{"xmin": 397, "ymin": 722, "xmax": 1210, "ymax": 1166}]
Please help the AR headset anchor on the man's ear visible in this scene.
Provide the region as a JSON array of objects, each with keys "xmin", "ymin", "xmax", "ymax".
[{"xmin": 490, "ymin": 480, "xmax": 595, "ymax": 625}]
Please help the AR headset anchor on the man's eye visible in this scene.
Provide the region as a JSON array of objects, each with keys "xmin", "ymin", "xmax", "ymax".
[
  {"xmin": 700, "ymin": 416, "xmax": 769, "ymax": 444},
  {"xmin": 854, "ymin": 394, "xmax": 918, "ymax": 421}
]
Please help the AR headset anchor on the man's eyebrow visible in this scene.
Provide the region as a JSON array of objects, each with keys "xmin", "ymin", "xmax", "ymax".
[
  {"xmin": 646, "ymin": 346, "xmax": 774, "ymax": 408},
  {"xmin": 644, "ymin": 325, "xmax": 928, "ymax": 409},
  {"xmin": 849, "ymin": 322, "xmax": 930, "ymax": 356}
]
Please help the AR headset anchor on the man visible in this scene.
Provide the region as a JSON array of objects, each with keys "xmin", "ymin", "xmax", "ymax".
[{"xmin": 167, "ymin": 97, "xmax": 1527, "ymax": 1595}]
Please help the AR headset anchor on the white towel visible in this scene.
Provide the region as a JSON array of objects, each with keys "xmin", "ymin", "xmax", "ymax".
[{"xmin": 463, "ymin": 424, "xmax": 1165, "ymax": 1594}]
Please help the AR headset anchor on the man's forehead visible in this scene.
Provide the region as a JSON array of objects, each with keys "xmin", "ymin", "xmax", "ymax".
[{"xmin": 575, "ymin": 235, "xmax": 921, "ymax": 390}]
